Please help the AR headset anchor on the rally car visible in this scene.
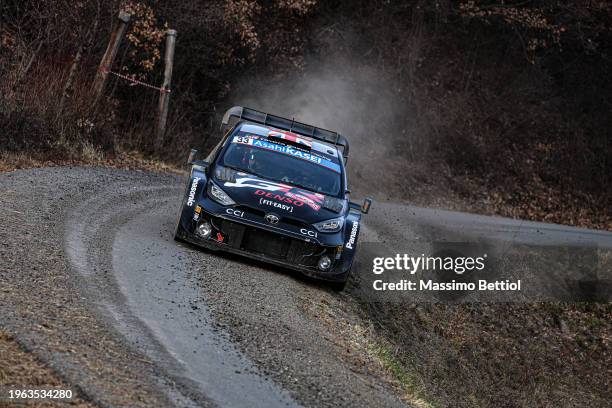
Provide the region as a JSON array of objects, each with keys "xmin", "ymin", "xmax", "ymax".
[{"xmin": 174, "ymin": 106, "xmax": 371, "ymax": 290}]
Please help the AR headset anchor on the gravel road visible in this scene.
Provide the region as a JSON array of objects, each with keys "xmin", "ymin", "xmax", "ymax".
[
  {"xmin": 1, "ymin": 166, "xmax": 610, "ymax": 407},
  {"xmin": 0, "ymin": 167, "xmax": 408, "ymax": 408}
]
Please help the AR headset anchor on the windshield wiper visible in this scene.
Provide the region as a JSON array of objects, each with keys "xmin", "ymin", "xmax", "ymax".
[
  {"xmin": 275, "ymin": 179, "xmax": 325, "ymax": 195},
  {"xmin": 223, "ymin": 165, "xmax": 268, "ymax": 181},
  {"xmin": 223, "ymin": 164, "xmax": 330, "ymax": 195},
  {"xmin": 223, "ymin": 164, "xmax": 247, "ymax": 174}
]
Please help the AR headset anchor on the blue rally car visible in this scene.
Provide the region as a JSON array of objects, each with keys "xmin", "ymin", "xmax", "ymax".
[{"xmin": 174, "ymin": 106, "xmax": 371, "ymax": 290}]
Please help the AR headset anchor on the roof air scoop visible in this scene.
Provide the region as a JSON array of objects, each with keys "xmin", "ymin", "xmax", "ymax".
[{"xmin": 221, "ymin": 106, "xmax": 350, "ymax": 161}]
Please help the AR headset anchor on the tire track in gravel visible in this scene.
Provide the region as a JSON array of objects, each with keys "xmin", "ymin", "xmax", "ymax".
[
  {"xmin": 2, "ymin": 166, "xmax": 408, "ymax": 408},
  {"xmin": 60, "ymin": 168, "xmax": 409, "ymax": 408},
  {"xmin": 64, "ymin": 176, "xmax": 299, "ymax": 408},
  {"xmin": 8, "ymin": 166, "xmax": 608, "ymax": 408}
]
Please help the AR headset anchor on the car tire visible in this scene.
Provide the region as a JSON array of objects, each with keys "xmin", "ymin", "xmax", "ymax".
[
  {"xmin": 174, "ymin": 176, "xmax": 191, "ymax": 242},
  {"xmin": 174, "ymin": 221, "xmax": 186, "ymax": 243}
]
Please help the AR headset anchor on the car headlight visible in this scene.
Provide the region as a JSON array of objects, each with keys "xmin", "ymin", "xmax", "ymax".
[
  {"xmin": 313, "ymin": 217, "xmax": 344, "ymax": 233},
  {"xmin": 208, "ymin": 181, "xmax": 235, "ymax": 206}
]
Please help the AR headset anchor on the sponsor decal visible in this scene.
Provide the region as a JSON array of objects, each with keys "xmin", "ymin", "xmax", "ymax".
[
  {"xmin": 224, "ymin": 177, "xmax": 324, "ymax": 212},
  {"xmin": 335, "ymin": 245, "xmax": 343, "ymax": 260},
  {"xmin": 255, "ymin": 189, "xmax": 303, "ymax": 211},
  {"xmin": 345, "ymin": 221, "xmax": 359, "ymax": 250},
  {"xmin": 285, "ymin": 191, "xmax": 322, "ymax": 211},
  {"xmin": 260, "ymin": 198, "xmax": 294, "ymax": 212},
  {"xmin": 225, "ymin": 208, "xmax": 244, "ymax": 218},
  {"xmin": 232, "ymin": 135, "xmax": 341, "ymax": 173},
  {"xmin": 224, "ymin": 177, "xmax": 289, "ymax": 192},
  {"xmin": 193, "ymin": 205, "xmax": 202, "ymax": 221},
  {"xmin": 240, "ymin": 124, "xmax": 338, "ymax": 158},
  {"xmin": 267, "ymin": 130, "xmax": 313, "ymax": 148},
  {"xmin": 300, "ymin": 228, "xmax": 318, "ymax": 238},
  {"xmin": 187, "ymin": 177, "xmax": 200, "ymax": 207}
]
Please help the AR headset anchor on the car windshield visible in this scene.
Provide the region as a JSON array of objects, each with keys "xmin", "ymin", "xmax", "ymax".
[{"xmin": 221, "ymin": 135, "xmax": 342, "ymax": 196}]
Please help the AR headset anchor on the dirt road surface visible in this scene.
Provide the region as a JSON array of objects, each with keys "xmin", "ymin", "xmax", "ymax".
[{"xmin": 1, "ymin": 167, "xmax": 610, "ymax": 407}]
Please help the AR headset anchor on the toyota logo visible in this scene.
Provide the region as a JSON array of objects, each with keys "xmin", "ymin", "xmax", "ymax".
[{"xmin": 265, "ymin": 213, "xmax": 279, "ymax": 224}]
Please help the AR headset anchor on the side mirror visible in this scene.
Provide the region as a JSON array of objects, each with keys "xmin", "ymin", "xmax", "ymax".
[
  {"xmin": 187, "ymin": 148, "xmax": 210, "ymax": 169},
  {"xmin": 187, "ymin": 148, "xmax": 198, "ymax": 165},
  {"xmin": 361, "ymin": 198, "xmax": 372, "ymax": 214}
]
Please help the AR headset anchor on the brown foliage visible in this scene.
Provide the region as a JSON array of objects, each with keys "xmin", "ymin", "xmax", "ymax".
[
  {"xmin": 121, "ymin": 1, "xmax": 166, "ymax": 79},
  {"xmin": 0, "ymin": 0, "xmax": 610, "ymax": 229}
]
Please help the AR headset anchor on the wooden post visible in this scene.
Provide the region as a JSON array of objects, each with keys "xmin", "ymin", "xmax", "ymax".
[
  {"xmin": 58, "ymin": 46, "xmax": 83, "ymax": 118},
  {"xmin": 155, "ymin": 29, "xmax": 177, "ymax": 150},
  {"xmin": 91, "ymin": 11, "xmax": 131, "ymax": 105},
  {"xmin": 59, "ymin": 12, "xmax": 99, "ymax": 118}
]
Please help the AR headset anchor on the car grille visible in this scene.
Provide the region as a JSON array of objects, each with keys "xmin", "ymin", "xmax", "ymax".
[
  {"xmin": 242, "ymin": 228, "xmax": 290, "ymax": 259},
  {"xmin": 236, "ymin": 205, "xmax": 312, "ymax": 230},
  {"xmin": 213, "ymin": 217, "xmax": 328, "ymax": 267}
]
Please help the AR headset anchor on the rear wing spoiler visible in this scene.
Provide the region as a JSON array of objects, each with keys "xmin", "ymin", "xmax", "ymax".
[{"xmin": 221, "ymin": 106, "xmax": 350, "ymax": 160}]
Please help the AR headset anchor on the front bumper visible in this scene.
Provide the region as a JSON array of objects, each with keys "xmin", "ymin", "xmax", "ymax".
[{"xmin": 177, "ymin": 211, "xmax": 351, "ymax": 282}]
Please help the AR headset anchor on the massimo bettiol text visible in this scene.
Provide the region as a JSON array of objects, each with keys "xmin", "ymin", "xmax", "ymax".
[{"xmin": 371, "ymin": 253, "xmax": 520, "ymax": 292}]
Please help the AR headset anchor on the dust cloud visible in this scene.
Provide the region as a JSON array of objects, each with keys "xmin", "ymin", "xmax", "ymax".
[{"xmin": 231, "ymin": 59, "xmax": 419, "ymax": 201}]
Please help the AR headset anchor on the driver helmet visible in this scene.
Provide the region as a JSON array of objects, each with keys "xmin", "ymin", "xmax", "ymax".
[{"xmin": 247, "ymin": 150, "xmax": 262, "ymax": 172}]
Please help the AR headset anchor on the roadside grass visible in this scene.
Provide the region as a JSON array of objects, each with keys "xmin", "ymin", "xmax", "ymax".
[
  {"xmin": 0, "ymin": 148, "xmax": 185, "ymax": 175},
  {"xmin": 80, "ymin": 142, "xmax": 105, "ymax": 162},
  {"xmin": 0, "ymin": 330, "xmax": 94, "ymax": 407},
  {"xmin": 363, "ymin": 302, "xmax": 611, "ymax": 408},
  {"xmin": 302, "ymin": 285, "xmax": 611, "ymax": 408},
  {"xmin": 367, "ymin": 341, "xmax": 434, "ymax": 408},
  {"xmin": 303, "ymin": 297, "xmax": 436, "ymax": 408}
]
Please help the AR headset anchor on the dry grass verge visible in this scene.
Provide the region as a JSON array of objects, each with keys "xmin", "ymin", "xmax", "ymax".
[
  {"xmin": 299, "ymin": 284, "xmax": 611, "ymax": 408},
  {"xmin": 0, "ymin": 331, "xmax": 95, "ymax": 407},
  {"xmin": 0, "ymin": 149, "xmax": 185, "ymax": 175}
]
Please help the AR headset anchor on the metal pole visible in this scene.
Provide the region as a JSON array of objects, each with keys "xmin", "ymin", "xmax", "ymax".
[
  {"xmin": 155, "ymin": 29, "xmax": 177, "ymax": 150},
  {"xmin": 91, "ymin": 11, "xmax": 131, "ymax": 106}
]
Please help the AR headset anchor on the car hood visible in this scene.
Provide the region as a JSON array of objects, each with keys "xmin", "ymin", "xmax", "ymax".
[{"xmin": 216, "ymin": 173, "xmax": 343, "ymax": 224}]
